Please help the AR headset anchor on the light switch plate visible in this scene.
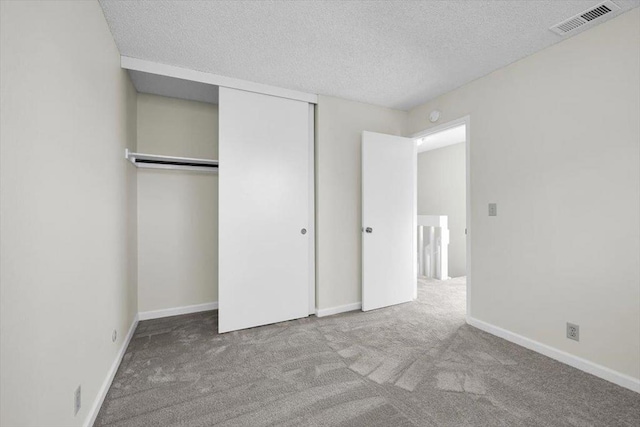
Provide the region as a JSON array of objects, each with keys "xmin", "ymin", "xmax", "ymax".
[{"xmin": 489, "ymin": 203, "xmax": 497, "ymax": 216}]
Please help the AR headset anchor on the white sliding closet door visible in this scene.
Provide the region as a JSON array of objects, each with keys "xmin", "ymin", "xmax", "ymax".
[{"xmin": 219, "ymin": 87, "xmax": 312, "ymax": 333}]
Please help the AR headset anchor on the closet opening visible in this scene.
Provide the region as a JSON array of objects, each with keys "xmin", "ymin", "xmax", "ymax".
[
  {"xmin": 129, "ymin": 70, "xmax": 221, "ymax": 328},
  {"xmin": 126, "ymin": 68, "xmax": 316, "ymax": 333}
]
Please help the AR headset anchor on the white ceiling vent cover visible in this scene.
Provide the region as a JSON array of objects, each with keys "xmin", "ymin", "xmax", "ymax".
[{"xmin": 550, "ymin": 1, "xmax": 620, "ymax": 35}]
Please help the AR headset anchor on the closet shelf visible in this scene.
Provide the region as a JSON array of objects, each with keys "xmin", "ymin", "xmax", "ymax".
[{"xmin": 125, "ymin": 149, "xmax": 218, "ymax": 173}]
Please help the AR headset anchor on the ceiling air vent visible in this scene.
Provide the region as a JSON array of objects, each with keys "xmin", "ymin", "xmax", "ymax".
[{"xmin": 550, "ymin": 1, "xmax": 620, "ymax": 35}]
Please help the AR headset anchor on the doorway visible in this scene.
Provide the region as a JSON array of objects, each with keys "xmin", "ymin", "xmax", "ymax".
[
  {"xmin": 412, "ymin": 117, "xmax": 470, "ymax": 317},
  {"xmin": 360, "ymin": 116, "xmax": 470, "ymax": 316}
]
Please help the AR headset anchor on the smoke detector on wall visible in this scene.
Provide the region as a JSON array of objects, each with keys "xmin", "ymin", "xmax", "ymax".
[{"xmin": 550, "ymin": 1, "xmax": 620, "ymax": 36}]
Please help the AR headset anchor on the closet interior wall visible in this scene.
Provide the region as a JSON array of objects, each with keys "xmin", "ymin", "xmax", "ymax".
[{"xmin": 136, "ymin": 93, "xmax": 219, "ymax": 313}]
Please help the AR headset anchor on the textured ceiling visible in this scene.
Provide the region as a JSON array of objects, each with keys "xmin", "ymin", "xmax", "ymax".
[{"xmin": 99, "ymin": 0, "xmax": 639, "ymax": 110}]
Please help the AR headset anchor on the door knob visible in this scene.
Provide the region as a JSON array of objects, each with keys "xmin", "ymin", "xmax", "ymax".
[
  {"xmin": 301, "ymin": 228, "xmax": 307, "ymax": 235},
  {"xmin": 365, "ymin": 227, "xmax": 373, "ymax": 233}
]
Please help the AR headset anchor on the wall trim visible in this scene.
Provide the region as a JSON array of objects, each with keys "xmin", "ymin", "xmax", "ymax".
[
  {"xmin": 84, "ymin": 307, "xmax": 639, "ymax": 427},
  {"xmin": 466, "ymin": 316, "xmax": 640, "ymax": 393},
  {"xmin": 138, "ymin": 302, "xmax": 219, "ymax": 321},
  {"xmin": 85, "ymin": 302, "xmax": 218, "ymax": 425},
  {"xmin": 84, "ymin": 313, "xmax": 139, "ymax": 427},
  {"xmin": 316, "ymin": 302, "xmax": 362, "ymax": 317}
]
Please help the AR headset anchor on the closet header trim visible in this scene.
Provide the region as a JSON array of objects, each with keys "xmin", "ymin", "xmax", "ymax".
[{"xmin": 121, "ymin": 56, "xmax": 318, "ymax": 105}]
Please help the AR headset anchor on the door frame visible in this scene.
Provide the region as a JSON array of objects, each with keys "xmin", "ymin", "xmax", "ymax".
[
  {"xmin": 410, "ymin": 115, "xmax": 471, "ymax": 318},
  {"xmin": 308, "ymin": 104, "xmax": 316, "ymax": 315}
]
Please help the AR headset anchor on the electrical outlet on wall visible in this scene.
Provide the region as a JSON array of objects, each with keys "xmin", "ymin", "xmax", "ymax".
[
  {"xmin": 488, "ymin": 203, "xmax": 497, "ymax": 216},
  {"xmin": 567, "ymin": 323, "xmax": 579, "ymax": 341},
  {"xmin": 74, "ymin": 385, "xmax": 81, "ymax": 416}
]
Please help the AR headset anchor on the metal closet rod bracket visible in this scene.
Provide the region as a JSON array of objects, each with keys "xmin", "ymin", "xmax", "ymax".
[{"xmin": 124, "ymin": 148, "xmax": 219, "ymax": 173}]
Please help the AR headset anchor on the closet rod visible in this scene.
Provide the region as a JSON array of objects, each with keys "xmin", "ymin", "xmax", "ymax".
[{"xmin": 125, "ymin": 149, "xmax": 218, "ymax": 173}]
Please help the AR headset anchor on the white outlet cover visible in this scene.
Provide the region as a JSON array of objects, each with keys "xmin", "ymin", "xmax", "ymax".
[{"xmin": 567, "ymin": 322, "xmax": 580, "ymax": 341}]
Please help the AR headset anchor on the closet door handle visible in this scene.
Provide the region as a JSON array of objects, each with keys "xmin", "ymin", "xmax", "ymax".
[
  {"xmin": 365, "ymin": 227, "xmax": 373, "ymax": 233},
  {"xmin": 301, "ymin": 228, "xmax": 307, "ymax": 235}
]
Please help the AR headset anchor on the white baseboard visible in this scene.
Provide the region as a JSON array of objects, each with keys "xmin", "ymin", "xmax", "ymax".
[
  {"xmin": 84, "ymin": 313, "xmax": 139, "ymax": 427},
  {"xmin": 316, "ymin": 302, "xmax": 362, "ymax": 317},
  {"xmin": 466, "ymin": 316, "xmax": 640, "ymax": 393},
  {"xmin": 138, "ymin": 301, "xmax": 218, "ymax": 321},
  {"xmin": 83, "ymin": 302, "xmax": 217, "ymax": 426}
]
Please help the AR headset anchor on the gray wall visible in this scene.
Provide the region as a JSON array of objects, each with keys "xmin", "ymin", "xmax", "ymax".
[
  {"xmin": 417, "ymin": 143, "xmax": 466, "ymax": 278},
  {"xmin": 315, "ymin": 95, "xmax": 407, "ymax": 311},
  {"xmin": 0, "ymin": 2, "xmax": 138, "ymax": 425},
  {"xmin": 408, "ymin": 9, "xmax": 640, "ymax": 380},
  {"xmin": 136, "ymin": 93, "xmax": 218, "ymax": 313}
]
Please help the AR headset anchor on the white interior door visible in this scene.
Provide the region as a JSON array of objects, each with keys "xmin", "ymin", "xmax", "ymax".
[
  {"xmin": 362, "ymin": 131, "xmax": 416, "ymax": 311},
  {"xmin": 219, "ymin": 87, "xmax": 311, "ymax": 333}
]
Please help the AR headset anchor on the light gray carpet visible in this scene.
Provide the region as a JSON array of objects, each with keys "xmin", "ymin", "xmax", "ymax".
[{"xmin": 96, "ymin": 277, "xmax": 640, "ymax": 426}]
